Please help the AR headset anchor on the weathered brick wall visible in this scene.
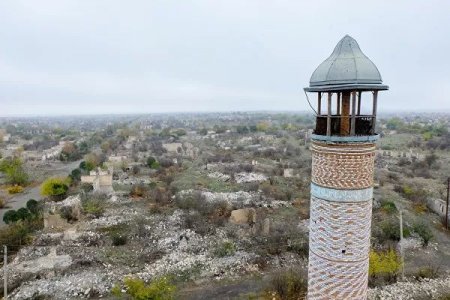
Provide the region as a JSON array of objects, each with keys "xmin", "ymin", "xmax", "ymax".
[{"xmin": 308, "ymin": 140, "xmax": 376, "ymax": 300}]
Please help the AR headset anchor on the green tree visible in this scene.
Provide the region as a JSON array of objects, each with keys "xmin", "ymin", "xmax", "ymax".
[
  {"xmin": 16, "ymin": 207, "xmax": 31, "ymax": 221},
  {"xmin": 0, "ymin": 157, "xmax": 28, "ymax": 185},
  {"xmin": 40, "ymin": 177, "xmax": 70, "ymax": 201},
  {"xmin": 79, "ymin": 160, "xmax": 94, "ymax": 172},
  {"xmin": 3, "ymin": 210, "xmax": 19, "ymax": 224},
  {"xmin": 26, "ymin": 199, "xmax": 40, "ymax": 215},
  {"xmin": 69, "ymin": 168, "xmax": 82, "ymax": 182},
  {"xmin": 150, "ymin": 161, "xmax": 160, "ymax": 169},
  {"xmin": 413, "ymin": 222, "xmax": 433, "ymax": 246},
  {"xmin": 112, "ymin": 277, "xmax": 175, "ymax": 300},
  {"xmin": 369, "ymin": 249, "xmax": 401, "ymax": 280},
  {"xmin": 147, "ymin": 156, "xmax": 156, "ymax": 168}
]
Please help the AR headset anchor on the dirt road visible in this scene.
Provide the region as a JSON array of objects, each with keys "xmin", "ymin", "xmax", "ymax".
[{"xmin": 0, "ymin": 159, "xmax": 82, "ymax": 226}]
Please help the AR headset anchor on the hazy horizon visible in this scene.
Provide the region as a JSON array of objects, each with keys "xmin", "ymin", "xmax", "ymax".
[
  {"xmin": 2, "ymin": 1, "xmax": 450, "ymax": 116},
  {"xmin": 2, "ymin": 109, "xmax": 450, "ymax": 119}
]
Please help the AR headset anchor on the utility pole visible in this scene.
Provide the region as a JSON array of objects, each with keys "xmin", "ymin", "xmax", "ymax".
[
  {"xmin": 399, "ymin": 210, "xmax": 405, "ymax": 280},
  {"xmin": 3, "ymin": 245, "xmax": 7, "ymax": 299},
  {"xmin": 446, "ymin": 177, "xmax": 449, "ymax": 230}
]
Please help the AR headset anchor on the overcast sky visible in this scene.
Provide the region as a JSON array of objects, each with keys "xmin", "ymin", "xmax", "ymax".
[{"xmin": 1, "ymin": 1, "xmax": 449, "ymax": 116}]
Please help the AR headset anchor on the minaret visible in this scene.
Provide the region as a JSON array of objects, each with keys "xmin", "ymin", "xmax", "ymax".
[{"xmin": 304, "ymin": 35, "xmax": 388, "ymax": 299}]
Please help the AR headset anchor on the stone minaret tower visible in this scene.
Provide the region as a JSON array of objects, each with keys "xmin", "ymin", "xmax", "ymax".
[{"xmin": 304, "ymin": 35, "xmax": 388, "ymax": 299}]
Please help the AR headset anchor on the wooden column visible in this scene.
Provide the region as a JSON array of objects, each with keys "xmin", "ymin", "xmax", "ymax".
[
  {"xmin": 327, "ymin": 93, "xmax": 332, "ymax": 136},
  {"xmin": 318, "ymin": 92, "xmax": 322, "ymax": 115},
  {"xmin": 336, "ymin": 92, "xmax": 341, "ymax": 115},
  {"xmin": 340, "ymin": 92, "xmax": 350, "ymax": 135},
  {"xmin": 357, "ymin": 91, "xmax": 362, "ymax": 115},
  {"xmin": 371, "ymin": 91, "xmax": 378, "ymax": 135},
  {"xmin": 350, "ymin": 91, "xmax": 357, "ymax": 136}
]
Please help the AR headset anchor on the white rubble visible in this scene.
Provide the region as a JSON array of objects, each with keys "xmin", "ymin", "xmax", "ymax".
[
  {"xmin": 207, "ymin": 172, "xmax": 230, "ymax": 181},
  {"xmin": 368, "ymin": 276, "xmax": 450, "ymax": 300},
  {"xmin": 11, "ymin": 271, "xmax": 112, "ymax": 300},
  {"xmin": 12, "ymin": 247, "xmax": 72, "ymax": 274},
  {"xmin": 235, "ymin": 172, "xmax": 267, "ymax": 183}
]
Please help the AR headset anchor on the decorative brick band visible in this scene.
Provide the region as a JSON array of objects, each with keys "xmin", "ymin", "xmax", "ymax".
[
  {"xmin": 309, "ymin": 196, "xmax": 372, "ymax": 262},
  {"xmin": 311, "ymin": 141, "xmax": 376, "ymax": 190},
  {"xmin": 307, "ymin": 250, "xmax": 369, "ymax": 300},
  {"xmin": 311, "ymin": 183, "xmax": 373, "ymax": 202},
  {"xmin": 308, "ymin": 140, "xmax": 375, "ymax": 299}
]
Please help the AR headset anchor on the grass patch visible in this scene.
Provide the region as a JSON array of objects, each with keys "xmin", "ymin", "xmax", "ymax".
[
  {"xmin": 172, "ymin": 169, "xmax": 236, "ymax": 192},
  {"xmin": 213, "ymin": 241, "xmax": 236, "ymax": 257},
  {"xmin": 265, "ymin": 269, "xmax": 307, "ymax": 300},
  {"xmin": 380, "ymin": 199, "xmax": 397, "ymax": 214}
]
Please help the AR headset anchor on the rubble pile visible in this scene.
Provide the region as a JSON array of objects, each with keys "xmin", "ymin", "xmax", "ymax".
[
  {"xmin": 11, "ymin": 271, "xmax": 112, "ymax": 300},
  {"xmin": 207, "ymin": 171, "xmax": 231, "ymax": 181},
  {"xmin": 235, "ymin": 172, "xmax": 268, "ymax": 183},
  {"xmin": 368, "ymin": 276, "xmax": 450, "ymax": 300}
]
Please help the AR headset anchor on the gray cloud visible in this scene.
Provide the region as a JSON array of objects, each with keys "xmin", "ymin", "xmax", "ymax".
[{"xmin": 1, "ymin": 0, "xmax": 449, "ymax": 116}]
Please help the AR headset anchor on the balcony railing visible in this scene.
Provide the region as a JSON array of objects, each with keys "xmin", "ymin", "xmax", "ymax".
[{"xmin": 314, "ymin": 115, "xmax": 375, "ymax": 136}]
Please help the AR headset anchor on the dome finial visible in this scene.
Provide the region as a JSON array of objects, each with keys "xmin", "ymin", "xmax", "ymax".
[{"xmin": 304, "ymin": 35, "xmax": 388, "ymax": 92}]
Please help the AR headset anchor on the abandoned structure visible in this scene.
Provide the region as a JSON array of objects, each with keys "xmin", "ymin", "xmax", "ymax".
[
  {"xmin": 80, "ymin": 167, "xmax": 114, "ymax": 193},
  {"xmin": 304, "ymin": 35, "xmax": 388, "ymax": 299}
]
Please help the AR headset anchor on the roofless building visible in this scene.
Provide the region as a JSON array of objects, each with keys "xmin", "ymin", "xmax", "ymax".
[{"xmin": 304, "ymin": 35, "xmax": 388, "ymax": 299}]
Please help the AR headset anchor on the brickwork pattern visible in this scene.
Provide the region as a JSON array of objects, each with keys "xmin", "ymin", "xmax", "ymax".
[
  {"xmin": 308, "ymin": 250, "xmax": 369, "ymax": 300},
  {"xmin": 311, "ymin": 141, "xmax": 376, "ymax": 190},
  {"xmin": 309, "ymin": 196, "xmax": 372, "ymax": 261},
  {"xmin": 308, "ymin": 140, "xmax": 376, "ymax": 300}
]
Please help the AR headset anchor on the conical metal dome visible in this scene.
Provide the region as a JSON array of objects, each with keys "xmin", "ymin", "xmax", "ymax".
[{"xmin": 305, "ymin": 35, "xmax": 388, "ymax": 92}]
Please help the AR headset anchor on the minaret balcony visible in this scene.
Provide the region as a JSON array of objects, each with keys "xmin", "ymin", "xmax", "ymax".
[{"xmin": 314, "ymin": 115, "xmax": 376, "ymax": 136}]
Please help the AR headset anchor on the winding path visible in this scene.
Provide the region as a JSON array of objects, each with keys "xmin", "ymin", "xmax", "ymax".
[{"xmin": 0, "ymin": 159, "xmax": 82, "ymax": 226}]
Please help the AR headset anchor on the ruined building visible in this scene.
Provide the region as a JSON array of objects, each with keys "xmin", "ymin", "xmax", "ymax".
[
  {"xmin": 304, "ymin": 35, "xmax": 388, "ymax": 299},
  {"xmin": 81, "ymin": 167, "xmax": 114, "ymax": 193}
]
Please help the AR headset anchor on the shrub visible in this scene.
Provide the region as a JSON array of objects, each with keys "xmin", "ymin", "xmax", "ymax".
[
  {"xmin": 267, "ymin": 269, "xmax": 307, "ymax": 300},
  {"xmin": 130, "ymin": 184, "xmax": 149, "ymax": 198},
  {"xmin": 208, "ymin": 200, "xmax": 231, "ymax": 226},
  {"xmin": 0, "ymin": 217, "xmax": 43, "ymax": 252},
  {"xmin": 0, "ymin": 157, "xmax": 28, "ymax": 185},
  {"xmin": 213, "ymin": 241, "xmax": 236, "ymax": 257},
  {"xmin": 369, "ymin": 249, "xmax": 401, "ymax": 286},
  {"xmin": 415, "ymin": 265, "xmax": 440, "ymax": 279},
  {"xmin": 146, "ymin": 156, "xmax": 156, "ymax": 168},
  {"xmin": 82, "ymin": 197, "xmax": 105, "ymax": 218},
  {"xmin": 184, "ymin": 212, "xmax": 215, "ymax": 236},
  {"xmin": 41, "ymin": 177, "xmax": 70, "ymax": 201},
  {"xmin": 26, "ymin": 199, "xmax": 40, "ymax": 215},
  {"xmin": 7, "ymin": 185, "xmax": 24, "ymax": 194},
  {"xmin": 132, "ymin": 165, "xmax": 140, "ymax": 175},
  {"xmin": 69, "ymin": 168, "xmax": 82, "ymax": 182},
  {"xmin": 150, "ymin": 161, "xmax": 160, "ymax": 169},
  {"xmin": 412, "ymin": 222, "xmax": 433, "ymax": 246},
  {"xmin": 399, "ymin": 185, "xmax": 428, "ymax": 205},
  {"xmin": 0, "ymin": 198, "xmax": 6, "ymax": 209},
  {"xmin": 175, "ymin": 191, "xmax": 206, "ymax": 211},
  {"xmin": 413, "ymin": 203, "xmax": 428, "ymax": 214},
  {"xmin": 59, "ymin": 206, "xmax": 78, "ymax": 222},
  {"xmin": 3, "ymin": 210, "xmax": 19, "ymax": 224},
  {"xmin": 112, "ymin": 277, "xmax": 176, "ymax": 300},
  {"xmin": 151, "ymin": 187, "xmax": 171, "ymax": 204},
  {"xmin": 374, "ymin": 218, "xmax": 410, "ymax": 243},
  {"xmin": 253, "ymin": 223, "xmax": 308, "ymax": 258},
  {"xmin": 80, "ymin": 182, "xmax": 94, "ymax": 193},
  {"xmin": 380, "ymin": 199, "xmax": 397, "ymax": 214},
  {"xmin": 111, "ymin": 233, "xmax": 128, "ymax": 246},
  {"xmin": 16, "ymin": 207, "xmax": 32, "ymax": 221},
  {"xmin": 3, "ymin": 207, "xmax": 34, "ymax": 223}
]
